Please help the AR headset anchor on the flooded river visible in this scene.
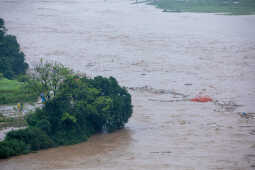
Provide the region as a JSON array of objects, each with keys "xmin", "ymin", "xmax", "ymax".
[{"xmin": 0, "ymin": 0, "xmax": 255, "ymax": 169}]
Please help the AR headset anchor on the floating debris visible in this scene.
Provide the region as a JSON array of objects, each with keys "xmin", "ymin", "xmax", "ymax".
[
  {"xmin": 249, "ymin": 130, "xmax": 255, "ymax": 135},
  {"xmin": 238, "ymin": 112, "xmax": 255, "ymax": 119},
  {"xmin": 150, "ymin": 151, "xmax": 171, "ymax": 154},
  {"xmin": 148, "ymin": 98, "xmax": 189, "ymax": 102},
  {"xmin": 214, "ymin": 100, "xmax": 242, "ymax": 112},
  {"xmin": 190, "ymin": 96, "xmax": 213, "ymax": 102},
  {"xmin": 128, "ymin": 86, "xmax": 188, "ymax": 97}
]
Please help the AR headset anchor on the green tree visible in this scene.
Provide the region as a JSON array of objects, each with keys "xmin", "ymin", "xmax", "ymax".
[
  {"xmin": 26, "ymin": 74, "xmax": 132, "ymax": 144},
  {"xmin": 30, "ymin": 59, "xmax": 73, "ymax": 100},
  {"xmin": 0, "ymin": 18, "xmax": 28, "ymax": 79}
]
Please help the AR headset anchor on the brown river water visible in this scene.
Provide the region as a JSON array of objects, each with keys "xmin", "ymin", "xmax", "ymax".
[{"xmin": 0, "ymin": 0, "xmax": 255, "ymax": 169}]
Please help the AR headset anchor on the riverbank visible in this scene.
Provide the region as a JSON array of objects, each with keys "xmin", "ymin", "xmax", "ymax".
[{"xmin": 148, "ymin": 0, "xmax": 255, "ymax": 15}]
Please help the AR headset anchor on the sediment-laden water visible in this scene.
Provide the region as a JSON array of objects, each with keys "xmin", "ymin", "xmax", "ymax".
[{"xmin": 0, "ymin": 0, "xmax": 255, "ymax": 169}]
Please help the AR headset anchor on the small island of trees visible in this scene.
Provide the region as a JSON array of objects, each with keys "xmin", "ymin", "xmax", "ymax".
[{"xmin": 0, "ymin": 18, "xmax": 133, "ymax": 158}]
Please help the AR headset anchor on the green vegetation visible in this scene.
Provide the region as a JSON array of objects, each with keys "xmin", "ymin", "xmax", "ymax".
[
  {"xmin": 30, "ymin": 59, "xmax": 73, "ymax": 101},
  {"xmin": 0, "ymin": 77, "xmax": 39, "ymax": 104},
  {"xmin": 148, "ymin": 0, "xmax": 255, "ymax": 15},
  {"xmin": 0, "ymin": 18, "xmax": 28, "ymax": 79},
  {"xmin": 0, "ymin": 77, "xmax": 22, "ymax": 92},
  {"xmin": 0, "ymin": 127, "xmax": 54, "ymax": 158},
  {"xmin": 0, "ymin": 18, "xmax": 40, "ymax": 104},
  {"xmin": 0, "ymin": 62, "xmax": 133, "ymax": 158},
  {"xmin": 0, "ymin": 17, "xmax": 133, "ymax": 159}
]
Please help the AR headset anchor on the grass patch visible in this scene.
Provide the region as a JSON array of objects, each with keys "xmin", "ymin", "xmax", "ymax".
[
  {"xmin": 148, "ymin": 0, "xmax": 255, "ymax": 15},
  {"xmin": 0, "ymin": 78, "xmax": 39, "ymax": 105},
  {"xmin": 0, "ymin": 78, "xmax": 23, "ymax": 92}
]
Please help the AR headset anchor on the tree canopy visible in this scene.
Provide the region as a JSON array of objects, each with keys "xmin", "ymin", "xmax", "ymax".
[
  {"xmin": 27, "ymin": 75, "xmax": 133, "ymax": 144},
  {"xmin": 0, "ymin": 18, "xmax": 28, "ymax": 79}
]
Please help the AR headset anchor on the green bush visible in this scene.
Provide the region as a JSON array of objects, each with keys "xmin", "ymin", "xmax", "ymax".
[
  {"xmin": 0, "ymin": 139, "xmax": 27, "ymax": 158},
  {"xmin": 0, "ymin": 127, "xmax": 54, "ymax": 158},
  {"xmin": 36, "ymin": 119, "xmax": 51, "ymax": 134},
  {"xmin": 6, "ymin": 127, "xmax": 55, "ymax": 151},
  {"xmin": 17, "ymin": 74, "xmax": 30, "ymax": 82}
]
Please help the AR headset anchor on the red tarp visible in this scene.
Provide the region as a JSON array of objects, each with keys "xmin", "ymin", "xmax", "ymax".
[{"xmin": 190, "ymin": 96, "xmax": 213, "ymax": 102}]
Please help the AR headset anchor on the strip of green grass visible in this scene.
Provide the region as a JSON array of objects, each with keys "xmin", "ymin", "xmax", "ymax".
[
  {"xmin": 149, "ymin": 0, "xmax": 255, "ymax": 15},
  {"xmin": 0, "ymin": 78, "xmax": 38, "ymax": 105},
  {"xmin": 0, "ymin": 79, "xmax": 23, "ymax": 93}
]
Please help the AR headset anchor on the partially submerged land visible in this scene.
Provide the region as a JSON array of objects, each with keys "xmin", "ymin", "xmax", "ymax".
[
  {"xmin": 0, "ymin": 74, "xmax": 133, "ymax": 158},
  {"xmin": 148, "ymin": 0, "xmax": 255, "ymax": 15},
  {"xmin": 0, "ymin": 18, "xmax": 133, "ymax": 158}
]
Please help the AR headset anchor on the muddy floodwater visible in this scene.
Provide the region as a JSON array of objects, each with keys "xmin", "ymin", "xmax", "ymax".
[{"xmin": 0, "ymin": 0, "xmax": 255, "ymax": 169}]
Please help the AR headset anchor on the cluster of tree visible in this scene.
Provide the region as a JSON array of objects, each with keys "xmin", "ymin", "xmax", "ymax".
[
  {"xmin": 0, "ymin": 17, "xmax": 133, "ymax": 158},
  {"xmin": 0, "ymin": 18, "xmax": 28, "ymax": 79},
  {"xmin": 0, "ymin": 62, "xmax": 133, "ymax": 158}
]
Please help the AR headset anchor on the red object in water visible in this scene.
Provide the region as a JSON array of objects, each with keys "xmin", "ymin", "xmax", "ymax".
[{"xmin": 190, "ymin": 96, "xmax": 213, "ymax": 102}]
